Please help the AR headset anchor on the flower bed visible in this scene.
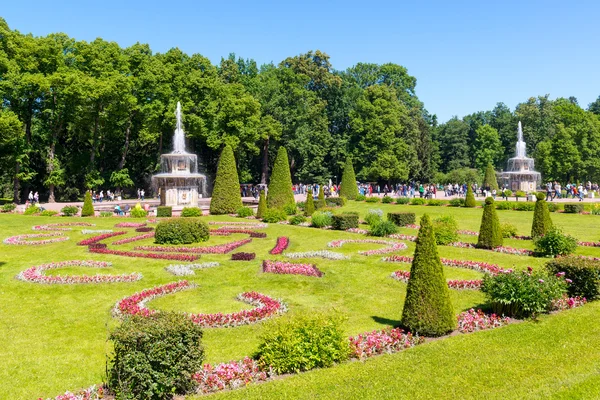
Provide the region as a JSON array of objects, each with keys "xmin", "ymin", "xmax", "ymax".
[
  {"xmin": 114, "ymin": 222, "xmax": 146, "ymax": 228},
  {"xmin": 390, "ymin": 270, "xmax": 482, "ymax": 290},
  {"xmin": 448, "ymin": 241, "xmax": 476, "ymax": 248},
  {"xmin": 33, "ymin": 222, "xmax": 94, "ymax": 231},
  {"xmin": 405, "ymin": 224, "xmax": 420, "ymax": 229},
  {"xmin": 77, "ymin": 231, "xmax": 126, "ymax": 246},
  {"xmin": 577, "ymin": 241, "xmax": 600, "ymax": 247},
  {"xmin": 551, "ymin": 295, "xmax": 587, "ymax": 311},
  {"xmin": 210, "ymin": 228, "xmax": 266, "ymax": 238},
  {"xmin": 383, "ymin": 254, "xmax": 505, "ymax": 275},
  {"xmin": 492, "ymin": 246, "xmax": 534, "ymax": 256},
  {"xmin": 113, "ymin": 280, "xmax": 287, "ymax": 327},
  {"xmin": 231, "ymin": 252, "xmax": 256, "ymax": 261},
  {"xmin": 349, "ymin": 328, "xmax": 424, "ymax": 360},
  {"xmin": 387, "ymin": 233, "xmax": 417, "ymax": 241},
  {"xmin": 262, "ymin": 260, "xmax": 323, "ymax": 277},
  {"xmin": 269, "ymin": 236, "xmax": 289, "ymax": 255},
  {"xmin": 457, "ymin": 229, "xmax": 478, "ymax": 236},
  {"xmin": 346, "ymin": 228, "xmax": 368, "ymax": 234},
  {"xmin": 165, "ymin": 262, "xmax": 220, "ymax": 276},
  {"xmin": 208, "ymin": 221, "xmax": 267, "ymax": 229},
  {"xmin": 89, "ymin": 246, "xmax": 199, "ymax": 261},
  {"xmin": 285, "ymin": 250, "xmax": 349, "ymax": 260},
  {"xmin": 135, "ymin": 226, "xmax": 154, "ymax": 232},
  {"xmin": 457, "ymin": 309, "xmax": 511, "ymax": 333},
  {"xmin": 4, "ymin": 232, "xmax": 69, "ymax": 245},
  {"xmin": 17, "ymin": 260, "xmax": 142, "ymax": 284},
  {"xmin": 327, "ymin": 239, "xmax": 407, "ymax": 255},
  {"xmin": 112, "ymin": 232, "xmax": 155, "ymax": 245},
  {"xmin": 81, "ymin": 229, "xmax": 113, "ymax": 234},
  {"xmin": 134, "ymin": 239, "xmax": 252, "ymax": 254},
  {"xmin": 42, "ymin": 384, "xmax": 104, "ymax": 400},
  {"xmin": 513, "ymin": 235, "xmax": 532, "ymax": 240},
  {"xmin": 193, "ymin": 357, "xmax": 273, "ymax": 394}
]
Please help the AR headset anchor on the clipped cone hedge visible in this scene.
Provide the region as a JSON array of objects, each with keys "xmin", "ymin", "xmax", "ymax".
[
  {"xmin": 210, "ymin": 144, "xmax": 242, "ymax": 215},
  {"xmin": 339, "ymin": 157, "xmax": 359, "ymax": 200},
  {"xmin": 267, "ymin": 147, "xmax": 295, "ymax": 210},
  {"xmin": 477, "ymin": 197, "xmax": 503, "ymax": 249},
  {"xmin": 465, "ymin": 185, "xmax": 476, "ymax": 208},
  {"xmin": 81, "ymin": 191, "xmax": 94, "ymax": 217},
  {"xmin": 257, "ymin": 190, "xmax": 267, "ymax": 219},
  {"xmin": 401, "ymin": 214, "xmax": 456, "ymax": 336},
  {"xmin": 483, "ymin": 163, "xmax": 499, "ymax": 190},
  {"xmin": 531, "ymin": 192, "xmax": 553, "ymax": 238},
  {"xmin": 316, "ymin": 185, "xmax": 326, "ymax": 209},
  {"xmin": 304, "ymin": 190, "xmax": 315, "ymax": 216}
]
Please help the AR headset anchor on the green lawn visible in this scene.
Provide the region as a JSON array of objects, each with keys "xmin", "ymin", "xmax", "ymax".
[{"xmin": 1, "ymin": 202, "xmax": 599, "ymax": 399}]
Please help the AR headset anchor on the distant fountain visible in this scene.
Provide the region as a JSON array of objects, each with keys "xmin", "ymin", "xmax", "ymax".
[
  {"xmin": 498, "ymin": 121, "xmax": 541, "ymax": 192},
  {"xmin": 151, "ymin": 102, "xmax": 207, "ymax": 206}
]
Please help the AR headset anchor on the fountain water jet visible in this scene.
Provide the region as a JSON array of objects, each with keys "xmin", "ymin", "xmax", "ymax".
[{"xmin": 498, "ymin": 121, "xmax": 541, "ymax": 192}]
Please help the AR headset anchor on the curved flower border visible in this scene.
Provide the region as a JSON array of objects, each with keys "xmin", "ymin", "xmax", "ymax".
[
  {"xmin": 285, "ymin": 250, "xmax": 349, "ymax": 260},
  {"xmin": 112, "ymin": 232, "xmax": 155, "ymax": 245},
  {"xmin": 269, "ymin": 237, "xmax": 289, "ymax": 255},
  {"xmin": 208, "ymin": 221, "xmax": 267, "ymax": 229},
  {"xmin": 114, "ymin": 222, "xmax": 146, "ymax": 228},
  {"xmin": 16, "ymin": 260, "xmax": 142, "ymax": 284},
  {"xmin": 383, "ymin": 254, "xmax": 506, "ymax": 275},
  {"xmin": 262, "ymin": 260, "xmax": 323, "ymax": 277},
  {"xmin": 33, "ymin": 222, "xmax": 95, "ymax": 231},
  {"xmin": 327, "ymin": 239, "xmax": 407, "ymax": 255},
  {"xmin": 391, "ymin": 270, "xmax": 482, "ymax": 290},
  {"xmin": 89, "ymin": 246, "xmax": 199, "ymax": 261},
  {"xmin": 457, "ymin": 309, "xmax": 511, "ymax": 333},
  {"xmin": 77, "ymin": 231, "xmax": 126, "ymax": 246},
  {"xmin": 165, "ymin": 262, "xmax": 220, "ymax": 276},
  {"xmin": 134, "ymin": 238, "xmax": 252, "ymax": 254},
  {"xmin": 4, "ymin": 232, "xmax": 69, "ymax": 245}
]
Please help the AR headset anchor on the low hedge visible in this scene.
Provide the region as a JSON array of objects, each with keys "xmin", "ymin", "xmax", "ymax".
[
  {"xmin": 410, "ymin": 198, "xmax": 426, "ymax": 205},
  {"xmin": 427, "ymin": 199, "xmax": 446, "ymax": 206},
  {"xmin": 381, "ymin": 196, "xmax": 394, "ymax": 204},
  {"xmin": 395, "ymin": 197, "xmax": 410, "ymax": 205},
  {"xmin": 564, "ymin": 203, "xmax": 584, "ymax": 214},
  {"xmin": 365, "ymin": 197, "xmax": 380, "ymax": 203},
  {"xmin": 60, "ymin": 205, "xmax": 79, "ymax": 216},
  {"xmin": 181, "ymin": 207, "xmax": 202, "ymax": 217},
  {"xmin": 262, "ymin": 208, "xmax": 287, "ymax": 223},
  {"xmin": 449, "ymin": 198, "xmax": 464, "ymax": 207},
  {"xmin": 155, "ymin": 218, "xmax": 209, "ymax": 245},
  {"xmin": 513, "ymin": 202, "xmax": 536, "ymax": 211},
  {"xmin": 546, "ymin": 256, "xmax": 600, "ymax": 300},
  {"xmin": 1, "ymin": 203, "xmax": 16, "ymax": 213},
  {"xmin": 0, "ymin": 197, "xmax": 13, "ymax": 205},
  {"xmin": 326, "ymin": 197, "xmax": 347, "ymax": 207},
  {"xmin": 157, "ymin": 206, "xmax": 172, "ymax": 217},
  {"xmin": 387, "ymin": 212, "xmax": 416, "ymax": 227},
  {"xmin": 331, "ymin": 214, "xmax": 359, "ymax": 230}
]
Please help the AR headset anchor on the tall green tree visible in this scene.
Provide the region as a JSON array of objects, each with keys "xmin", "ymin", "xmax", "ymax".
[
  {"xmin": 339, "ymin": 157, "xmax": 359, "ymax": 200},
  {"xmin": 267, "ymin": 146, "xmax": 295, "ymax": 210},
  {"xmin": 210, "ymin": 144, "xmax": 242, "ymax": 214},
  {"xmin": 474, "ymin": 125, "xmax": 503, "ymax": 171}
]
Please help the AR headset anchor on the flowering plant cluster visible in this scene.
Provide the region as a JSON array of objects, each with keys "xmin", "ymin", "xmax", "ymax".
[
  {"xmin": 81, "ymin": 229, "xmax": 113, "ymax": 234},
  {"xmin": 457, "ymin": 229, "xmax": 478, "ymax": 236},
  {"xmin": 551, "ymin": 295, "xmax": 587, "ymax": 311},
  {"xmin": 457, "ymin": 309, "xmax": 511, "ymax": 333},
  {"xmin": 327, "ymin": 239, "xmax": 407, "ymax": 255},
  {"xmin": 112, "ymin": 232, "xmax": 155, "ymax": 245},
  {"xmin": 577, "ymin": 241, "xmax": 600, "ymax": 247},
  {"xmin": 405, "ymin": 224, "xmax": 420, "ymax": 229},
  {"xmin": 346, "ymin": 228, "xmax": 368, "ymax": 234},
  {"xmin": 383, "ymin": 254, "xmax": 505, "ymax": 275},
  {"xmin": 390, "ymin": 270, "xmax": 482, "ymax": 290},
  {"xmin": 269, "ymin": 236, "xmax": 289, "ymax": 254},
  {"xmin": 113, "ymin": 280, "xmax": 287, "ymax": 327},
  {"xmin": 210, "ymin": 228, "xmax": 267, "ymax": 238},
  {"xmin": 165, "ymin": 262, "xmax": 220, "ymax": 276},
  {"xmin": 77, "ymin": 231, "xmax": 126, "ymax": 246},
  {"xmin": 513, "ymin": 235, "xmax": 532, "ymax": 240},
  {"xmin": 4, "ymin": 232, "xmax": 68, "ymax": 245},
  {"xmin": 135, "ymin": 226, "xmax": 154, "ymax": 232},
  {"xmin": 231, "ymin": 252, "xmax": 256, "ymax": 261},
  {"xmin": 193, "ymin": 357, "xmax": 273, "ymax": 394},
  {"xmin": 114, "ymin": 222, "xmax": 146, "ymax": 228},
  {"xmin": 40, "ymin": 384, "xmax": 104, "ymax": 400},
  {"xmin": 285, "ymin": 250, "xmax": 349, "ymax": 260},
  {"xmin": 447, "ymin": 241, "xmax": 476, "ymax": 248},
  {"xmin": 492, "ymin": 246, "xmax": 534, "ymax": 256},
  {"xmin": 387, "ymin": 233, "xmax": 417, "ymax": 242},
  {"xmin": 33, "ymin": 222, "xmax": 94, "ymax": 231},
  {"xmin": 208, "ymin": 221, "xmax": 267, "ymax": 229},
  {"xmin": 348, "ymin": 327, "xmax": 424, "ymax": 360},
  {"xmin": 135, "ymin": 238, "xmax": 252, "ymax": 254},
  {"xmin": 262, "ymin": 260, "xmax": 323, "ymax": 277},
  {"xmin": 17, "ymin": 260, "xmax": 142, "ymax": 284},
  {"xmin": 89, "ymin": 246, "xmax": 199, "ymax": 261}
]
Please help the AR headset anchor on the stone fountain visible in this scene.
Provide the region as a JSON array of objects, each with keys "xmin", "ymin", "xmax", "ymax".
[
  {"xmin": 151, "ymin": 102, "xmax": 207, "ymax": 206},
  {"xmin": 498, "ymin": 121, "xmax": 541, "ymax": 192}
]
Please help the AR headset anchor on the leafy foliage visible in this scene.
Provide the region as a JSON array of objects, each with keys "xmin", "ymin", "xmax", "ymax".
[
  {"xmin": 316, "ymin": 185, "xmax": 326, "ymax": 209},
  {"xmin": 60, "ymin": 205, "xmax": 78, "ymax": 216},
  {"xmin": 369, "ymin": 220, "xmax": 398, "ymax": 237},
  {"xmin": 564, "ymin": 203, "xmax": 584, "ymax": 214},
  {"xmin": 339, "ymin": 157, "xmax": 359, "ymax": 200},
  {"xmin": 311, "ymin": 211, "xmax": 333, "ymax": 228},
  {"xmin": 210, "ymin": 145, "xmax": 242, "ymax": 215},
  {"xmin": 331, "ymin": 214, "xmax": 359, "ymax": 230},
  {"xmin": 267, "ymin": 147, "xmax": 295, "ymax": 210},
  {"xmin": 465, "ymin": 185, "xmax": 476, "ymax": 207},
  {"xmin": 482, "ymin": 163, "xmax": 499, "ymax": 190},
  {"xmin": 130, "ymin": 203, "xmax": 147, "ymax": 218},
  {"xmin": 181, "ymin": 207, "xmax": 202, "ymax": 217},
  {"xmin": 289, "ymin": 215, "xmax": 307, "ymax": 225},
  {"xmin": 546, "ymin": 256, "xmax": 600, "ymax": 300},
  {"xmin": 236, "ymin": 206, "xmax": 254, "ymax": 218},
  {"xmin": 157, "ymin": 206, "xmax": 172, "ymax": 218},
  {"xmin": 304, "ymin": 190, "xmax": 315, "ymax": 216},
  {"xmin": 155, "ymin": 218, "xmax": 209, "ymax": 245},
  {"xmin": 81, "ymin": 191, "xmax": 94, "ymax": 217},
  {"xmin": 261, "ymin": 208, "xmax": 287, "ymax": 223},
  {"xmin": 387, "ymin": 212, "xmax": 415, "ymax": 226},
  {"xmin": 531, "ymin": 193, "xmax": 552, "ymax": 238},
  {"xmin": 534, "ymin": 227, "xmax": 578, "ymax": 257},
  {"xmin": 501, "ymin": 222, "xmax": 518, "ymax": 238},
  {"xmin": 432, "ymin": 215, "xmax": 458, "ymax": 245},
  {"xmin": 477, "ymin": 197, "xmax": 503, "ymax": 249},
  {"xmin": 364, "ymin": 209, "xmax": 383, "ymax": 226}
]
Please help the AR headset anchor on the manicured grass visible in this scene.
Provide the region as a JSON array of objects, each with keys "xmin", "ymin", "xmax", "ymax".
[{"xmin": 0, "ymin": 202, "xmax": 599, "ymax": 399}]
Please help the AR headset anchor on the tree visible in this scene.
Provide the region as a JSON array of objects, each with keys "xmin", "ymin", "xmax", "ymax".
[
  {"xmin": 531, "ymin": 192, "xmax": 553, "ymax": 238},
  {"xmin": 401, "ymin": 214, "xmax": 456, "ymax": 336},
  {"xmin": 465, "ymin": 184, "xmax": 476, "ymax": 207},
  {"xmin": 316, "ymin": 185, "xmax": 326, "ymax": 209},
  {"xmin": 256, "ymin": 190, "xmax": 267, "ymax": 219},
  {"xmin": 474, "ymin": 125, "xmax": 502, "ymax": 171},
  {"xmin": 433, "ymin": 118, "xmax": 470, "ymax": 172},
  {"xmin": 267, "ymin": 146, "xmax": 295, "ymax": 210},
  {"xmin": 482, "ymin": 163, "xmax": 499, "ymax": 190},
  {"xmin": 0, "ymin": 109, "xmax": 24, "ymax": 202},
  {"xmin": 339, "ymin": 157, "xmax": 359, "ymax": 200},
  {"xmin": 210, "ymin": 144, "xmax": 242, "ymax": 215},
  {"xmin": 477, "ymin": 197, "xmax": 503, "ymax": 249},
  {"xmin": 304, "ymin": 189, "xmax": 315, "ymax": 216},
  {"xmin": 81, "ymin": 191, "xmax": 94, "ymax": 217},
  {"xmin": 588, "ymin": 96, "xmax": 600, "ymax": 115}
]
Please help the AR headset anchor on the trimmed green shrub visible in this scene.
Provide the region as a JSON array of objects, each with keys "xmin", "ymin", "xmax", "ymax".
[
  {"xmin": 283, "ymin": 203, "xmax": 297, "ymax": 215},
  {"xmin": 501, "ymin": 222, "xmax": 518, "ymax": 238},
  {"xmin": 481, "ymin": 269, "xmax": 567, "ymax": 318},
  {"xmin": 564, "ymin": 203, "xmax": 584, "ymax": 214},
  {"xmin": 256, "ymin": 190, "xmax": 267, "ymax": 219},
  {"xmin": 326, "ymin": 197, "xmax": 347, "ymax": 207},
  {"xmin": 432, "ymin": 215, "xmax": 459, "ymax": 245},
  {"xmin": 515, "ymin": 190, "xmax": 526, "ymax": 200},
  {"xmin": 546, "ymin": 256, "xmax": 600, "ymax": 300},
  {"xmin": 465, "ymin": 185, "xmax": 476, "ymax": 207},
  {"xmin": 427, "ymin": 199, "xmax": 445, "ymax": 206},
  {"xmin": 591, "ymin": 204, "xmax": 600, "ymax": 215},
  {"xmin": 547, "ymin": 202, "xmax": 560, "ymax": 213},
  {"xmin": 210, "ymin": 144, "xmax": 242, "ymax": 215},
  {"xmin": 369, "ymin": 220, "xmax": 398, "ymax": 237},
  {"xmin": 477, "ymin": 197, "xmax": 503, "ymax": 249},
  {"xmin": 495, "ymin": 201, "xmax": 513, "ymax": 210},
  {"xmin": 339, "ymin": 157, "xmax": 359, "ymax": 200},
  {"xmin": 1, "ymin": 203, "xmax": 16, "ymax": 213},
  {"xmin": 289, "ymin": 215, "xmax": 307, "ymax": 225},
  {"xmin": 40, "ymin": 210, "xmax": 58, "ymax": 217},
  {"xmin": 316, "ymin": 186, "xmax": 326, "ymax": 209},
  {"xmin": 355, "ymin": 194, "xmax": 366, "ymax": 201},
  {"xmin": 513, "ymin": 202, "xmax": 535, "ymax": 211},
  {"xmin": 483, "ymin": 163, "xmax": 499, "ymax": 190},
  {"xmin": 81, "ymin": 191, "xmax": 94, "ymax": 217},
  {"xmin": 311, "ymin": 211, "xmax": 333, "ymax": 228},
  {"xmin": 365, "ymin": 196, "xmax": 381, "ymax": 203},
  {"xmin": 449, "ymin": 198, "xmax": 464, "ymax": 207},
  {"xmin": 381, "ymin": 195, "xmax": 394, "ymax": 204},
  {"xmin": 24, "ymin": 205, "xmax": 40, "ymax": 215},
  {"xmin": 0, "ymin": 197, "xmax": 13, "ymax": 205},
  {"xmin": 503, "ymin": 189, "xmax": 513, "ymax": 198},
  {"xmin": 534, "ymin": 227, "xmax": 578, "ymax": 257},
  {"xmin": 262, "ymin": 208, "xmax": 287, "ymax": 223},
  {"xmin": 237, "ymin": 206, "xmax": 254, "ymax": 218},
  {"xmin": 395, "ymin": 197, "xmax": 410, "ymax": 205},
  {"xmin": 181, "ymin": 207, "xmax": 202, "ymax": 217},
  {"xmin": 531, "ymin": 192, "xmax": 553, "ymax": 238},
  {"xmin": 304, "ymin": 190, "xmax": 315, "ymax": 217},
  {"xmin": 296, "ymin": 201, "xmax": 305, "ymax": 211},
  {"xmin": 155, "ymin": 218, "xmax": 209, "ymax": 245},
  {"xmin": 387, "ymin": 212, "xmax": 416, "ymax": 227},
  {"xmin": 157, "ymin": 206, "xmax": 172, "ymax": 218},
  {"xmin": 401, "ymin": 214, "xmax": 456, "ymax": 336},
  {"xmin": 267, "ymin": 147, "xmax": 295, "ymax": 210},
  {"xmin": 130, "ymin": 203, "xmax": 147, "ymax": 218},
  {"xmin": 331, "ymin": 214, "xmax": 359, "ymax": 230},
  {"xmin": 100, "ymin": 211, "xmax": 112, "ymax": 217},
  {"xmin": 60, "ymin": 205, "xmax": 78, "ymax": 216},
  {"xmin": 364, "ymin": 209, "xmax": 384, "ymax": 226},
  {"xmin": 410, "ymin": 198, "xmax": 426, "ymax": 205},
  {"xmin": 255, "ymin": 314, "xmax": 350, "ymax": 374},
  {"xmin": 108, "ymin": 312, "xmax": 204, "ymax": 399}
]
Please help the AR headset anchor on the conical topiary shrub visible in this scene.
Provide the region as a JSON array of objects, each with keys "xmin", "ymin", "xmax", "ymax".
[
  {"xmin": 304, "ymin": 190, "xmax": 315, "ymax": 216},
  {"xmin": 267, "ymin": 147, "xmax": 295, "ymax": 210},
  {"xmin": 81, "ymin": 191, "xmax": 94, "ymax": 217},
  {"xmin": 316, "ymin": 185, "xmax": 326, "ymax": 209},
  {"xmin": 483, "ymin": 163, "xmax": 499, "ymax": 190},
  {"xmin": 401, "ymin": 214, "xmax": 456, "ymax": 337},
  {"xmin": 465, "ymin": 184, "xmax": 476, "ymax": 208},
  {"xmin": 477, "ymin": 197, "xmax": 503, "ymax": 249},
  {"xmin": 210, "ymin": 144, "xmax": 242, "ymax": 215},
  {"xmin": 339, "ymin": 157, "xmax": 359, "ymax": 200},
  {"xmin": 531, "ymin": 192, "xmax": 553, "ymax": 238},
  {"xmin": 257, "ymin": 190, "xmax": 267, "ymax": 219}
]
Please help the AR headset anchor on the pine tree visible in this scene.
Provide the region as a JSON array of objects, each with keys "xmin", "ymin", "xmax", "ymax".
[
  {"xmin": 304, "ymin": 189, "xmax": 315, "ymax": 216},
  {"xmin": 316, "ymin": 185, "xmax": 326, "ymax": 209},
  {"xmin": 267, "ymin": 147, "xmax": 295, "ymax": 210},
  {"xmin": 483, "ymin": 163, "xmax": 499, "ymax": 190},
  {"xmin": 339, "ymin": 157, "xmax": 359, "ymax": 200},
  {"xmin": 257, "ymin": 190, "xmax": 267, "ymax": 219},
  {"xmin": 531, "ymin": 192, "xmax": 553, "ymax": 238},
  {"xmin": 81, "ymin": 191, "xmax": 94, "ymax": 217},
  {"xmin": 477, "ymin": 197, "xmax": 503, "ymax": 249},
  {"xmin": 401, "ymin": 214, "xmax": 456, "ymax": 336},
  {"xmin": 210, "ymin": 144, "xmax": 242, "ymax": 215},
  {"xmin": 465, "ymin": 184, "xmax": 476, "ymax": 207}
]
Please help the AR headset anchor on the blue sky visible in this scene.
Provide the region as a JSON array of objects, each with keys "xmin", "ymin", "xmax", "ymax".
[{"xmin": 3, "ymin": 0, "xmax": 598, "ymax": 122}]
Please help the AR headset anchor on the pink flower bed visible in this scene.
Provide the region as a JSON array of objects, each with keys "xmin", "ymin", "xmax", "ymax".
[
  {"xmin": 551, "ymin": 295, "xmax": 587, "ymax": 311},
  {"xmin": 383, "ymin": 254, "xmax": 505, "ymax": 275},
  {"xmin": 457, "ymin": 229, "xmax": 478, "ymax": 236},
  {"xmin": 89, "ymin": 246, "xmax": 199, "ymax": 261},
  {"xmin": 270, "ymin": 236, "xmax": 289, "ymax": 254},
  {"xmin": 327, "ymin": 239, "xmax": 407, "ymax": 255},
  {"xmin": 208, "ymin": 221, "xmax": 267, "ymax": 229},
  {"xmin": 390, "ymin": 270, "xmax": 482, "ymax": 290},
  {"xmin": 513, "ymin": 235, "xmax": 532, "ymax": 240},
  {"xmin": 40, "ymin": 384, "xmax": 104, "ymax": 400},
  {"xmin": 492, "ymin": 246, "xmax": 534, "ymax": 256},
  {"xmin": 457, "ymin": 309, "xmax": 511, "ymax": 333},
  {"xmin": 349, "ymin": 327, "xmax": 424, "ymax": 360},
  {"xmin": 112, "ymin": 232, "xmax": 155, "ymax": 245},
  {"xmin": 77, "ymin": 231, "xmax": 126, "ymax": 246},
  {"xmin": 387, "ymin": 233, "xmax": 417, "ymax": 241},
  {"xmin": 448, "ymin": 241, "xmax": 476, "ymax": 248},
  {"xmin": 577, "ymin": 241, "xmax": 600, "ymax": 247},
  {"xmin": 32, "ymin": 222, "xmax": 94, "ymax": 231},
  {"xmin": 135, "ymin": 226, "xmax": 154, "ymax": 232},
  {"xmin": 114, "ymin": 222, "xmax": 146, "ymax": 228},
  {"xmin": 113, "ymin": 280, "xmax": 287, "ymax": 327},
  {"xmin": 193, "ymin": 357, "xmax": 273, "ymax": 394},
  {"xmin": 4, "ymin": 232, "xmax": 69, "ymax": 245},
  {"xmin": 135, "ymin": 238, "xmax": 252, "ymax": 254},
  {"xmin": 210, "ymin": 227, "xmax": 266, "ymax": 237},
  {"xmin": 231, "ymin": 252, "xmax": 256, "ymax": 261},
  {"xmin": 346, "ymin": 228, "xmax": 368, "ymax": 234},
  {"xmin": 17, "ymin": 260, "xmax": 142, "ymax": 284},
  {"xmin": 262, "ymin": 260, "xmax": 323, "ymax": 277},
  {"xmin": 405, "ymin": 224, "xmax": 420, "ymax": 229}
]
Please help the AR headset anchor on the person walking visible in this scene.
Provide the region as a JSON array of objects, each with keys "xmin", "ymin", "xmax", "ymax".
[
  {"xmin": 28, "ymin": 191, "xmax": 34, "ymax": 203},
  {"xmin": 34, "ymin": 192, "xmax": 39, "ymax": 203},
  {"xmin": 141, "ymin": 189, "xmax": 145, "ymax": 201}
]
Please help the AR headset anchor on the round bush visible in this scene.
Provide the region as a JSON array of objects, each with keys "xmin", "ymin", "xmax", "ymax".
[
  {"xmin": 433, "ymin": 215, "xmax": 458, "ymax": 245},
  {"xmin": 311, "ymin": 211, "xmax": 333, "ymax": 228},
  {"xmin": 364, "ymin": 209, "xmax": 384, "ymax": 226},
  {"xmin": 534, "ymin": 227, "xmax": 578, "ymax": 257},
  {"xmin": 369, "ymin": 220, "xmax": 398, "ymax": 237},
  {"xmin": 262, "ymin": 208, "xmax": 287, "ymax": 223},
  {"xmin": 501, "ymin": 222, "xmax": 518, "ymax": 238},
  {"xmin": 155, "ymin": 218, "xmax": 209, "ymax": 245},
  {"xmin": 130, "ymin": 203, "xmax": 147, "ymax": 218},
  {"xmin": 289, "ymin": 215, "xmax": 307, "ymax": 225},
  {"xmin": 181, "ymin": 207, "xmax": 202, "ymax": 217},
  {"xmin": 236, "ymin": 206, "xmax": 254, "ymax": 218},
  {"xmin": 61, "ymin": 205, "xmax": 78, "ymax": 216}
]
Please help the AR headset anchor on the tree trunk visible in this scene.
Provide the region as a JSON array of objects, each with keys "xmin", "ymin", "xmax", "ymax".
[{"xmin": 261, "ymin": 137, "xmax": 269, "ymax": 184}]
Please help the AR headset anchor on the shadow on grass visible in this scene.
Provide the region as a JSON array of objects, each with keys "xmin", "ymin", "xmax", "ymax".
[{"xmin": 371, "ymin": 315, "xmax": 402, "ymax": 328}]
